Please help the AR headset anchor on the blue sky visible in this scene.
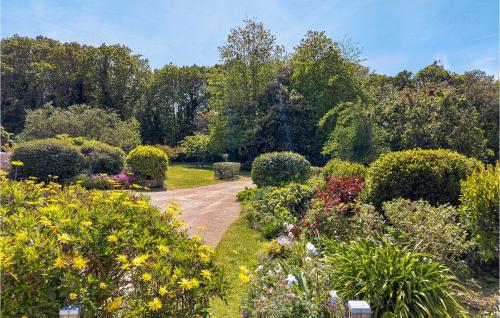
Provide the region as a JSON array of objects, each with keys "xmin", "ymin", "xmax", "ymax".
[{"xmin": 2, "ymin": 0, "xmax": 498, "ymax": 76}]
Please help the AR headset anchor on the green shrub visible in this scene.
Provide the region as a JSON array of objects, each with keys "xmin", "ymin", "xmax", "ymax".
[
  {"xmin": 126, "ymin": 146, "xmax": 169, "ymax": 187},
  {"xmin": 383, "ymin": 198, "xmax": 473, "ymax": 265},
  {"xmin": 247, "ymin": 183, "xmax": 315, "ymax": 238},
  {"xmin": 75, "ymin": 173, "xmax": 111, "ymax": 190},
  {"xmin": 0, "ymin": 177, "xmax": 227, "ymax": 317},
  {"xmin": 458, "ymin": 164, "xmax": 499, "ymax": 262},
  {"xmin": 324, "ymin": 238, "xmax": 467, "ymax": 317},
  {"xmin": 213, "ymin": 162, "xmax": 240, "ymax": 180},
  {"xmin": 10, "ymin": 138, "xmax": 85, "ymax": 180},
  {"xmin": 251, "ymin": 152, "xmax": 311, "ymax": 187},
  {"xmin": 236, "ymin": 187, "xmax": 269, "ymax": 202},
  {"xmin": 154, "ymin": 144, "xmax": 186, "ymax": 161},
  {"xmin": 322, "ymin": 158, "xmax": 367, "ymax": 178},
  {"xmin": 366, "ymin": 149, "xmax": 481, "ymax": 206},
  {"xmin": 79, "ymin": 140, "xmax": 125, "ymax": 174}
]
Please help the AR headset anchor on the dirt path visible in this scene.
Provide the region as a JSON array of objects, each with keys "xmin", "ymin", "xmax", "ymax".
[{"xmin": 145, "ymin": 179, "xmax": 253, "ymax": 247}]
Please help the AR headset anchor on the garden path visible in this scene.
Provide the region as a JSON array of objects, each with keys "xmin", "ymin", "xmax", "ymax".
[{"xmin": 145, "ymin": 179, "xmax": 253, "ymax": 247}]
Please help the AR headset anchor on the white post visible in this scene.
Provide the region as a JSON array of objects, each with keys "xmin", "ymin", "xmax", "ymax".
[{"xmin": 348, "ymin": 300, "xmax": 371, "ymax": 318}]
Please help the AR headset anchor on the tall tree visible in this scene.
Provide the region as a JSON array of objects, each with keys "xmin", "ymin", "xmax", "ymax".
[
  {"xmin": 140, "ymin": 65, "xmax": 208, "ymax": 145},
  {"xmin": 209, "ymin": 19, "xmax": 284, "ymax": 158}
]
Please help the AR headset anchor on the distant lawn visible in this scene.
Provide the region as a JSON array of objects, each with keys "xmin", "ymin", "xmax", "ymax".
[
  {"xmin": 210, "ymin": 204, "xmax": 268, "ymax": 318},
  {"xmin": 165, "ymin": 163, "xmax": 224, "ymax": 190}
]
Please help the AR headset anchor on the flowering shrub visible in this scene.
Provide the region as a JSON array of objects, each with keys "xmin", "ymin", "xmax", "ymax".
[
  {"xmin": 458, "ymin": 163, "xmax": 499, "ymax": 262},
  {"xmin": 126, "ymin": 145, "xmax": 169, "ymax": 187},
  {"xmin": 0, "ymin": 176, "xmax": 227, "ymax": 317},
  {"xmin": 316, "ymin": 176, "xmax": 365, "ymax": 214},
  {"xmin": 366, "ymin": 149, "xmax": 481, "ymax": 207},
  {"xmin": 241, "ymin": 241, "xmax": 347, "ymax": 318},
  {"xmin": 214, "ymin": 162, "xmax": 241, "ymax": 180},
  {"xmin": 321, "ymin": 158, "xmax": 367, "ymax": 178},
  {"xmin": 10, "ymin": 138, "xmax": 85, "ymax": 180},
  {"xmin": 76, "ymin": 172, "xmax": 134, "ymax": 190},
  {"xmin": 251, "ymin": 152, "xmax": 311, "ymax": 187},
  {"xmin": 247, "ymin": 183, "xmax": 315, "ymax": 238}
]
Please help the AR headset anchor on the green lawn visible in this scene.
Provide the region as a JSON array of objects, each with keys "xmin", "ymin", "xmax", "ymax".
[
  {"xmin": 165, "ymin": 163, "xmax": 224, "ymax": 189},
  {"xmin": 210, "ymin": 204, "xmax": 268, "ymax": 318}
]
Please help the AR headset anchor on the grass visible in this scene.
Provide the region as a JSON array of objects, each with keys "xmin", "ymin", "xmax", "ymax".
[
  {"xmin": 210, "ymin": 204, "xmax": 268, "ymax": 318},
  {"xmin": 165, "ymin": 163, "xmax": 224, "ymax": 189}
]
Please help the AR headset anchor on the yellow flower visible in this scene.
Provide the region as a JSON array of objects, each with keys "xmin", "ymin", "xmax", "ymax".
[
  {"xmin": 147, "ymin": 298, "xmax": 163, "ymax": 311},
  {"xmin": 141, "ymin": 273, "xmax": 152, "ymax": 281},
  {"xmin": 198, "ymin": 252, "xmax": 210, "ymax": 263},
  {"xmin": 201, "ymin": 270, "xmax": 212, "ymax": 280},
  {"xmin": 40, "ymin": 217, "xmax": 52, "ymax": 226},
  {"xmin": 131, "ymin": 254, "xmax": 148, "ymax": 266},
  {"xmin": 15, "ymin": 231, "xmax": 29, "ymax": 242},
  {"xmin": 11, "ymin": 160, "xmax": 24, "ymax": 167},
  {"xmin": 80, "ymin": 220, "xmax": 92, "ymax": 228},
  {"xmin": 116, "ymin": 254, "xmax": 127, "ymax": 262},
  {"xmin": 239, "ymin": 265, "xmax": 249, "ymax": 274},
  {"xmin": 179, "ymin": 278, "xmax": 199, "ymax": 290},
  {"xmin": 192, "ymin": 234, "xmax": 203, "ymax": 242},
  {"xmin": 99, "ymin": 282, "xmax": 108, "ymax": 289},
  {"xmin": 57, "ymin": 233, "xmax": 72, "ymax": 243},
  {"xmin": 157, "ymin": 244, "xmax": 169, "ymax": 254},
  {"xmin": 189, "ymin": 278, "xmax": 200, "ymax": 288},
  {"xmin": 159, "ymin": 286, "xmax": 168, "ymax": 296},
  {"xmin": 21, "ymin": 315, "xmax": 27, "ymax": 318},
  {"xmin": 69, "ymin": 292, "xmax": 78, "ymax": 300},
  {"xmin": 106, "ymin": 234, "xmax": 118, "ymax": 243},
  {"xmin": 105, "ymin": 297, "xmax": 122, "ymax": 312},
  {"xmin": 72, "ymin": 256, "xmax": 87, "ymax": 270},
  {"xmin": 239, "ymin": 273, "xmax": 250, "ymax": 284},
  {"xmin": 54, "ymin": 256, "xmax": 67, "ymax": 268}
]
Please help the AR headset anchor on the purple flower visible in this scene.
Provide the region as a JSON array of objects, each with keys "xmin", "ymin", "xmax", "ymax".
[
  {"xmin": 241, "ymin": 311, "xmax": 248, "ymax": 317},
  {"xmin": 261, "ymin": 296, "xmax": 267, "ymax": 301}
]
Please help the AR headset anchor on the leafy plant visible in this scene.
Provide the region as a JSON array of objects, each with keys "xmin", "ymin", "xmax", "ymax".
[
  {"xmin": 0, "ymin": 176, "xmax": 227, "ymax": 317},
  {"xmin": 366, "ymin": 149, "xmax": 481, "ymax": 207},
  {"xmin": 324, "ymin": 238, "xmax": 467, "ymax": 317},
  {"xmin": 321, "ymin": 158, "xmax": 367, "ymax": 178},
  {"xmin": 251, "ymin": 151, "xmax": 311, "ymax": 187},
  {"xmin": 126, "ymin": 145, "xmax": 169, "ymax": 187},
  {"xmin": 214, "ymin": 162, "xmax": 240, "ymax": 180},
  {"xmin": 10, "ymin": 138, "xmax": 85, "ymax": 180},
  {"xmin": 383, "ymin": 198, "xmax": 474, "ymax": 265},
  {"xmin": 458, "ymin": 164, "xmax": 499, "ymax": 262}
]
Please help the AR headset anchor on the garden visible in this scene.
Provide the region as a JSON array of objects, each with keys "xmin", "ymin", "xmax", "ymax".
[{"xmin": 1, "ymin": 16, "xmax": 499, "ymax": 318}]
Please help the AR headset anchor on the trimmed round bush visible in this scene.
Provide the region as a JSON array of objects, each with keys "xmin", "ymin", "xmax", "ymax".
[
  {"xmin": 251, "ymin": 152, "xmax": 311, "ymax": 187},
  {"xmin": 126, "ymin": 145, "xmax": 168, "ymax": 187},
  {"xmin": 459, "ymin": 164, "xmax": 499, "ymax": 262},
  {"xmin": 322, "ymin": 158, "xmax": 367, "ymax": 178},
  {"xmin": 0, "ymin": 177, "xmax": 226, "ymax": 317},
  {"xmin": 366, "ymin": 149, "xmax": 481, "ymax": 206},
  {"xmin": 10, "ymin": 138, "xmax": 84, "ymax": 180},
  {"xmin": 214, "ymin": 162, "xmax": 240, "ymax": 180},
  {"xmin": 80, "ymin": 140, "xmax": 125, "ymax": 174}
]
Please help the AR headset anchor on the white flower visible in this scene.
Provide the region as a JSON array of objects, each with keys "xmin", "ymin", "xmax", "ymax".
[
  {"xmin": 286, "ymin": 274, "xmax": 298, "ymax": 288},
  {"xmin": 304, "ymin": 256, "xmax": 312, "ymax": 262},
  {"xmin": 329, "ymin": 290, "xmax": 340, "ymax": 304},
  {"xmin": 306, "ymin": 242, "xmax": 318, "ymax": 256},
  {"xmin": 255, "ymin": 265, "xmax": 264, "ymax": 273}
]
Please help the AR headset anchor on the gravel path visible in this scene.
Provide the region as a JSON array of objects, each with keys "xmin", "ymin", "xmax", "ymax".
[{"xmin": 145, "ymin": 179, "xmax": 253, "ymax": 247}]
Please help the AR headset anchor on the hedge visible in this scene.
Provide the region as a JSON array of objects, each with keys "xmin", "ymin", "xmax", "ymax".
[
  {"xmin": 126, "ymin": 145, "xmax": 168, "ymax": 187},
  {"xmin": 10, "ymin": 138, "xmax": 84, "ymax": 180},
  {"xmin": 251, "ymin": 152, "xmax": 311, "ymax": 187},
  {"xmin": 366, "ymin": 149, "xmax": 481, "ymax": 206},
  {"xmin": 214, "ymin": 162, "xmax": 240, "ymax": 180},
  {"xmin": 322, "ymin": 158, "xmax": 367, "ymax": 178},
  {"xmin": 79, "ymin": 140, "xmax": 125, "ymax": 174}
]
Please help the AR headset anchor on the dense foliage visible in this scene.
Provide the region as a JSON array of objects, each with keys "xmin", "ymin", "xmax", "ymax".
[
  {"xmin": 18, "ymin": 104, "xmax": 141, "ymax": 152},
  {"xmin": 126, "ymin": 146, "xmax": 169, "ymax": 187},
  {"xmin": 10, "ymin": 138, "xmax": 84, "ymax": 180},
  {"xmin": 382, "ymin": 198, "xmax": 473, "ymax": 265},
  {"xmin": 366, "ymin": 149, "xmax": 481, "ymax": 207},
  {"xmin": 213, "ymin": 162, "xmax": 240, "ymax": 180},
  {"xmin": 0, "ymin": 177, "xmax": 227, "ymax": 317},
  {"xmin": 65, "ymin": 138, "xmax": 125, "ymax": 175},
  {"xmin": 324, "ymin": 238, "xmax": 466, "ymax": 317},
  {"xmin": 321, "ymin": 158, "xmax": 367, "ymax": 178},
  {"xmin": 458, "ymin": 164, "xmax": 499, "ymax": 262},
  {"xmin": 251, "ymin": 152, "xmax": 311, "ymax": 187}
]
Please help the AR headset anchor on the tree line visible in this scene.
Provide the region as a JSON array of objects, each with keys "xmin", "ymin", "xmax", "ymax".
[{"xmin": 2, "ymin": 19, "xmax": 498, "ymax": 164}]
